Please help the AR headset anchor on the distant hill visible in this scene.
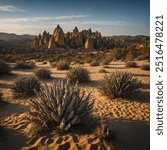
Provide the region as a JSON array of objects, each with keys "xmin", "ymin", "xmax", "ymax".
[{"xmin": 0, "ymin": 33, "xmax": 35, "ymax": 49}]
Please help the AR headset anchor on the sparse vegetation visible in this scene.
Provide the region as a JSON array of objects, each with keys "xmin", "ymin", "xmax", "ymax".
[
  {"xmin": 90, "ymin": 60, "xmax": 100, "ymax": 66},
  {"xmin": 99, "ymin": 71, "xmax": 141, "ymax": 99},
  {"xmin": 34, "ymin": 68, "xmax": 51, "ymax": 80},
  {"xmin": 29, "ymin": 80, "xmax": 94, "ymax": 133},
  {"xmin": 98, "ymin": 69, "xmax": 108, "ymax": 73},
  {"xmin": 14, "ymin": 61, "xmax": 35, "ymax": 69},
  {"xmin": 67, "ymin": 67, "xmax": 90, "ymax": 84},
  {"xmin": 10, "ymin": 76, "xmax": 41, "ymax": 98},
  {"xmin": 126, "ymin": 61, "xmax": 138, "ymax": 68},
  {"xmin": 56, "ymin": 61, "xmax": 70, "ymax": 70},
  {"xmin": 141, "ymin": 64, "xmax": 150, "ymax": 71},
  {"xmin": 101, "ymin": 60, "xmax": 110, "ymax": 65},
  {"xmin": 0, "ymin": 61, "xmax": 11, "ymax": 76}
]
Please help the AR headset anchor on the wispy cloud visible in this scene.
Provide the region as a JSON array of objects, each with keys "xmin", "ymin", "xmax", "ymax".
[
  {"xmin": 0, "ymin": 15, "xmax": 132, "ymax": 35},
  {"xmin": 0, "ymin": 5, "xmax": 26, "ymax": 12},
  {"xmin": 0, "ymin": 15, "xmax": 89, "ymax": 24}
]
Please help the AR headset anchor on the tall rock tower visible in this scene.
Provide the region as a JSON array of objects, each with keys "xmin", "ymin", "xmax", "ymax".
[{"xmin": 53, "ymin": 25, "xmax": 64, "ymax": 46}]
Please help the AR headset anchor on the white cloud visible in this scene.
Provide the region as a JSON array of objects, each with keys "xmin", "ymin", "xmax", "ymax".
[
  {"xmin": 0, "ymin": 5, "xmax": 26, "ymax": 12},
  {"xmin": 0, "ymin": 15, "xmax": 132, "ymax": 35}
]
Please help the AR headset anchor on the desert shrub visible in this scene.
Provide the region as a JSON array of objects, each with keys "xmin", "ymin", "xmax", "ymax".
[
  {"xmin": 15, "ymin": 61, "xmax": 35, "ymax": 69},
  {"xmin": 136, "ymin": 54, "xmax": 150, "ymax": 61},
  {"xmin": 0, "ymin": 61, "xmax": 11, "ymax": 76},
  {"xmin": 90, "ymin": 60, "xmax": 100, "ymax": 66},
  {"xmin": 28, "ymin": 80, "xmax": 94, "ymax": 132},
  {"xmin": 98, "ymin": 69, "xmax": 108, "ymax": 73},
  {"xmin": 124, "ymin": 53, "xmax": 134, "ymax": 62},
  {"xmin": 126, "ymin": 61, "xmax": 138, "ymax": 68},
  {"xmin": 141, "ymin": 64, "xmax": 150, "ymax": 71},
  {"xmin": 34, "ymin": 68, "xmax": 51, "ymax": 80},
  {"xmin": 101, "ymin": 60, "xmax": 110, "ymax": 65},
  {"xmin": 10, "ymin": 76, "xmax": 41, "ymax": 98},
  {"xmin": 107, "ymin": 48, "xmax": 124, "ymax": 61},
  {"xmin": 57, "ymin": 61, "xmax": 70, "ymax": 70},
  {"xmin": 67, "ymin": 67, "xmax": 90, "ymax": 84},
  {"xmin": 99, "ymin": 71, "xmax": 141, "ymax": 99}
]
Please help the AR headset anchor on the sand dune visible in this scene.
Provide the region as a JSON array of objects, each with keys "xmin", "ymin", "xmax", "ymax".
[{"xmin": 0, "ymin": 60, "xmax": 150, "ymax": 150}]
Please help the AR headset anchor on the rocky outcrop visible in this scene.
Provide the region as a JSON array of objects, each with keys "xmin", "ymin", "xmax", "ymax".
[
  {"xmin": 48, "ymin": 35, "xmax": 56, "ymax": 49},
  {"xmin": 53, "ymin": 25, "xmax": 64, "ymax": 46},
  {"xmin": 85, "ymin": 37, "xmax": 94, "ymax": 49},
  {"xmin": 32, "ymin": 25, "xmax": 125, "ymax": 50}
]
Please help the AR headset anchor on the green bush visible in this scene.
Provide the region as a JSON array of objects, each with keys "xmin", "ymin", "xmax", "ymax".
[
  {"xmin": 67, "ymin": 67, "xmax": 90, "ymax": 84},
  {"xmin": 99, "ymin": 71, "xmax": 141, "ymax": 99}
]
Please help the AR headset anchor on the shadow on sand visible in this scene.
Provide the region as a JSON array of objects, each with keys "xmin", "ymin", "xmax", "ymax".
[
  {"xmin": 0, "ymin": 126, "xmax": 26, "ymax": 150},
  {"xmin": 110, "ymin": 120, "xmax": 150, "ymax": 150}
]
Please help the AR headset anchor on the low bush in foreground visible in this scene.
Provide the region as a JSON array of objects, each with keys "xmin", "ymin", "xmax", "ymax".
[
  {"xmin": 28, "ymin": 80, "xmax": 94, "ymax": 132},
  {"xmin": 99, "ymin": 71, "xmax": 141, "ymax": 99},
  {"xmin": 57, "ymin": 61, "xmax": 70, "ymax": 70},
  {"xmin": 141, "ymin": 64, "xmax": 150, "ymax": 71},
  {"xmin": 90, "ymin": 61, "xmax": 100, "ymax": 66},
  {"xmin": 0, "ymin": 61, "xmax": 11, "ymax": 76},
  {"xmin": 10, "ymin": 76, "xmax": 41, "ymax": 98},
  {"xmin": 34, "ymin": 68, "xmax": 51, "ymax": 80},
  {"xmin": 67, "ymin": 67, "xmax": 90, "ymax": 84},
  {"xmin": 14, "ymin": 61, "xmax": 35, "ymax": 69},
  {"xmin": 126, "ymin": 61, "xmax": 138, "ymax": 68}
]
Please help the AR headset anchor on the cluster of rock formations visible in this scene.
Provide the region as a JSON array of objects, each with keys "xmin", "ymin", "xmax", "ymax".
[{"xmin": 33, "ymin": 25, "xmax": 121, "ymax": 50}]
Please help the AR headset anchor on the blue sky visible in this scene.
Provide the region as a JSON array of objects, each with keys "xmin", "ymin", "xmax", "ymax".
[{"xmin": 0, "ymin": 0, "xmax": 150, "ymax": 36}]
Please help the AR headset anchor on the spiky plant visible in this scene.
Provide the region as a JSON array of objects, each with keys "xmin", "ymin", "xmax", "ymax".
[
  {"xmin": 57, "ymin": 61, "xmax": 70, "ymax": 70},
  {"xmin": 67, "ymin": 67, "xmax": 90, "ymax": 84},
  {"xmin": 0, "ymin": 61, "xmax": 11, "ymax": 76},
  {"xmin": 34, "ymin": 68, "xmax": 51, "ymax": 80},
  {"xmin": 99, "ymin": 71, "xmax": 141, "ymax": 99},
  {"xmin": 10, "ymin": 76, "xmax": 41, "ymax": 98},
  {"xmin": 29, "ymin": 80, "xmax": 94, "ymax": 132}
]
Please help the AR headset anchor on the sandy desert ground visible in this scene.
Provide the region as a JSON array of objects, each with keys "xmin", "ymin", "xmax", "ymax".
[{"xmin": 0, "ymin": 60, "xmax": 150, "ymax": 150}]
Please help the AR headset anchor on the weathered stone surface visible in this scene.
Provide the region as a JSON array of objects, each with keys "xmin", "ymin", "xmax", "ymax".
[
  {"xmin": 32, "ymin": 25, "xmax": 115, "ymax": 50},
  {"xmin": 53, "ymin": 25, "xmax": 64, "ymax": 46},
  {"xmin": 85, "ymin": 37, "xmax": 94, "ymax": 49},
  {"xmin": 48, "ymin": 35, "xmax": 56, "ymax": 49}
]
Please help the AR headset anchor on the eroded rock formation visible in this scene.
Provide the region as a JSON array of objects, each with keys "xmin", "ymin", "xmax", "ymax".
[{"xmin": 32, "ymin": 25, "xmax": 120, "ymax": 50}]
